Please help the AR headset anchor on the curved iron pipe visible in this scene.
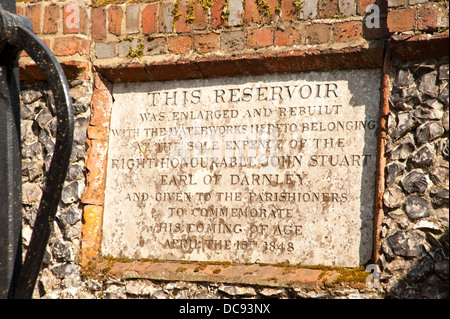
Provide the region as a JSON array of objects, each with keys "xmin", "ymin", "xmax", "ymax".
[{"xmin": 1, "ymin": 9, "xmax": 74, "ymax": 299}]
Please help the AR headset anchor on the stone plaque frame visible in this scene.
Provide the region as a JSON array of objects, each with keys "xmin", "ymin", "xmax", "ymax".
[{"xmin": 93, "ymin": 68, "xmax": 383, "ymax": 268}]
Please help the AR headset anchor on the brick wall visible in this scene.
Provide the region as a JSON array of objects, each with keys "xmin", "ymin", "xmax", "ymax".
[{"xmin": 17, "ymin": 0, "xmax": 449, "ymax": 82}]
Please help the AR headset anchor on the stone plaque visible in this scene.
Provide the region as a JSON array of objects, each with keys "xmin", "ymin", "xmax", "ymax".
[{"xmin": 102, "ymin": 69, "xmax": 381, "ymax": 267}]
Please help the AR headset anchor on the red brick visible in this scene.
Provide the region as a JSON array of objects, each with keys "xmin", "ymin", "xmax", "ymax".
[
  {"xmin": 194, "ymin": 33, "xmax": 219, "ymax": 53},
  {"xmin": 43, "ymin": 4, "xmax": 58, "ymax": 34},
  {"xmin": 53, "ymin": 36, "xmax": 90, "ymax": 56},
  {"xmin": 175, "ymin": 1, "xmax": 191, "ymax": 33},
  {"xmin": 318, "ymin": 0, "xmax": 338, "ymax": 18},
  {"xmin": 143, "ymin": 3, "xmax": 159, "ymax": 34},
  {"xmin": 211, "ymin": 0, "xmax": 226, "ymax": 28},
  {"xmin": 92, "ymin": 7, "xmax": 106, "ymax": 40},
  {"xmin": 417, "ymin": 4, "xmax": 439, "ymax": 31},
  {"xmin": 168, "ymin": 35, "xmax": 192, "ymax": 54},
  {"xmin": 146, "ymin": 61, "xmax": 203, "ymax": 81},
  {"xmin": 108, "ymin": 5, "xmax": 123, "ymax": 36},
  {"xmin": 387, "ymin": 8, "xmax": 416, "ymax": 33},
  {"xmin": 196, "ymin": 59, "xmax": 241, "ymax": 77},
  {"xmin": 87, "ymin": 125, "xmax": 108, "ymax": 141},
  {"xmin": 16, "ymin": 4, "xmax": 25, "ymax": 16},
  {"xmin": 101, "ymin": 64, "xmax": 149, "ymax": 82},
  {"xmin": 89, "ymin": 76, "xmax": 112, "ymax": 127},
  {"xmin": 364, "ymin": 16, "xmax": 389, "ymax": 39},
  {"xmin": 61, "ymin": 60, "xmax": 90, "ymax": 80},
  {"xmin": 247, "ymin": 28, "xmax": 274, "ymax": 48},
  {"xmin": 193, "ymin": 2, "xmax": 208, "ymax": 30},
  {"xmin": 245, "ymin": 0, "xmax": 278, "ymax": 23},
  {"xmin": 334, "ymin": 21, "xmax": 363, "ymax": 42},
  {"xmin": 83, "ymin": 139, "xmax": 108, "ymax": 206},
  {"xmin": 125, "ymin": 4, "xmax": 140, "ymax": 34},
  {"xmin": 63, "ymin": 4, "xmax": 88, "ymax": 35},
  {"xmin": 281, "ymin": 0, "xmax": 298, "ymax": 22},
  {"xmin": 159, "ymin": 1, "xmax": 174, "ymax": 33},
  {"xmin": 244, "ymin": 0, "xmax": 261, "ymax": 24},
  {"xmin": 358, "ymin": 0, "xmax": 387, "ymax": 16},
  {"xmin": 81, "ymin": 205, "xmax": 103, "ymax": 265},
  {"xmin": 305, "ymin": 23, "xmax": 332, "ymax": 44},
  {"xmin": 275, "ymin": 26, "xmax": 302, "ymax": 46},
  {"xmin": 26, "ymin": 4, "xmax": 41, "ymax": 34}
]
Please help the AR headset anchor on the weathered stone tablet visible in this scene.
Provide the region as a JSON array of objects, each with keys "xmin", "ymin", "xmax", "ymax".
[{"xmin": 102, "ymin": 69, "xmax": 381, "ymax": 267}]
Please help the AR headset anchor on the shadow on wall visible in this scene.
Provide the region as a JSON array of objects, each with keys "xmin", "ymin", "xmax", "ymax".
[
  {"xmin": 385, "ymin": 229, "xmax": 449, "ymax": 299},
  {"xmin": 380, "ymin": 57, "xmax": 449, "ymax": 299}
]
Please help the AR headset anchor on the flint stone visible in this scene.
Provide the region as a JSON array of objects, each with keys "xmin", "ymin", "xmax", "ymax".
[
  {"xmin": 443, "ymin": 139, "xmax": 449, "ymax": 158},
  {"xmin": 51, "ymin": 262, "xmax": 78, "ymax": 279},
  {"xmin": 104, "ymin": 284, "xmax": 126, "ymax": 299},
  {"xmin": 413, "ymin": 220, "xmax": 441, "ymax": 232},
  {"xmin": 413, "ymin": 63, "xmax": 435, "ymax": 76},
  {"xmin": 85, "ymin": 279, "xmax": 103, "ymax": 291},
  {"xmin": 22, "ymin": 182, "xmax": 43, "ymax": 204},
  {"xmin": 435, "ymin": 259, "xmax": 449, "ymax": 280},
  {"xmin": 385, "ymin": 258, "xmax": 415, "ymax": 277},
  {"xmin": 74, "ymin": 116, "xmax": 89, "ymax": 145},
  {"xmin": 387, "ymin": 209, "xmax": 410, "ymax": 229},
  {"xmin": 389, "ymin": 91, "xmax": 402, "ymax": 107},
  {"xmin": 73, "ymin": 101, "xmax": 89, "ymax": 114},
  {"xmin": 385, "ymin": 162, "xmax": 406, "ymax": 184},
  {"xmin": 405, "ymin": 195, "xmax": 430, "ymax": 220},
  {"xmin": 419, "ymin": 275, "xmax": 449, "ymax": 299},
  {"xmin": 56, "ymin": 207, "xmax": 82, "ymax": 226},
  {"xmin": 386, "ymin": 278, "xmax": 418, "ymax": 299},
  {"xmin": 401, "ymin": 85, "xmax": 421, "ymax": 106},
  {"xmin": 22, "ymin": 160, "xmax": 44, "ymax": 181},
  {"xmin": 428, "ymin": 161, "xmax": 449, "ymax": 185},
  {"xmin": 443, "ymin": 110, "xmax": 449, "ymax": 131},
  {"xmin": 439, "ymin": 83, "xmax": 448, "ymax": 106},
  {"xmin": 406, "ymin": 257, "xmax": 434, "ymax": 283},
  {"xmin": 435, "ymin": 208, "xmax": 449, "ymax": 228},
  {"xmin": 416, "ymin": 121, "xmax": 444, "ymax": 144},
  {"xmin": 219, "ymin": 285, "xmax": 257, "ymax": 296},
  {"xmin": 52, "ymin": 239, "xmax": 73, "ymax": 261},
  {"xmin": 126, "ymin": 281, "xmax": 156, "ymax": 296},
  {"xmin": 414, "ymin": 105, "xmax": 444, "ymax": 121},
  {"xmin": 70, "ymin": 145, "xmax": 86, "ymax": 162},
  {"xmin": 259, "ymin": 288, "xmax": 285, "ymax": 297},
  {"xmin": 386, "ymin": 230, "xmax": 425, "ymax": 257},
  {"xmin": 401, "ymin": 170, "xmax": 429, "ymax": 194},
  {"xmin": 61, "ymin": 181, "xmax": 81, "ymax": 204},
  {"xmin": 391, "ymin": 111, "xmax": 416, "ymax": 140},
  {"xmin": 35, "ymin": 108, "xmax": 53, "ymax": 129},
  {"xmin": 431, "ymin": 188, "xmax": 449, "ymax": 206},
  {"xmin": 21, "ymin": 103, "xmax": 35, "ymax": 120},
  {"xmin": 22, "ymin": 89, "xmax": 43, "ymax": 104},
  {"xmin": 411, "ymin": 145, "xmax": 434, "ymax": 167},
  {"xmin": 394, "ymin": 69, "xmax": 414, "ymax": 89},
  {"xmin": 151, "ymin": 290, "xmax": 168, "ymax": 299},
  {"xmin": 21, "ymin": 120, "xmax": 36, "ymax": 144},
  {"xmin": 389, "ymin": 134, "xmax": 415, "ymax": 161},
  {"xmin": 22, "ymin": 142, "xmax": 42, "ymax": 159},
  {"xmin": 67, "ymin": 164, "xmax": 83, "ymax": 181},
  {"xmin": 39, "ymin": 131, "xmax": 55, "ymax": 154},
  {"xmin": 383, "ymin": 186, "xmax": 405, "ymax": 209},
  {"xmin": 418, "ymin": 72, "xmax": 438, "ymax": 98},
  {"xmin": 439, "ymin": 64, "xmax": 449, "ymax": 80}
]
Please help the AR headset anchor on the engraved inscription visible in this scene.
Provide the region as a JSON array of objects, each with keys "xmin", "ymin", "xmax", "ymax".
[{"xmin": 102, "ymin": 70, "xmax": 381, "ymax": 267}]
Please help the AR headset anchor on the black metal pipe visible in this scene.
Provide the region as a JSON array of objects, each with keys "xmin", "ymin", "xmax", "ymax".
[{"xmin": 0, "ymin": 5, "xmax": 74, "ymax": 299}]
